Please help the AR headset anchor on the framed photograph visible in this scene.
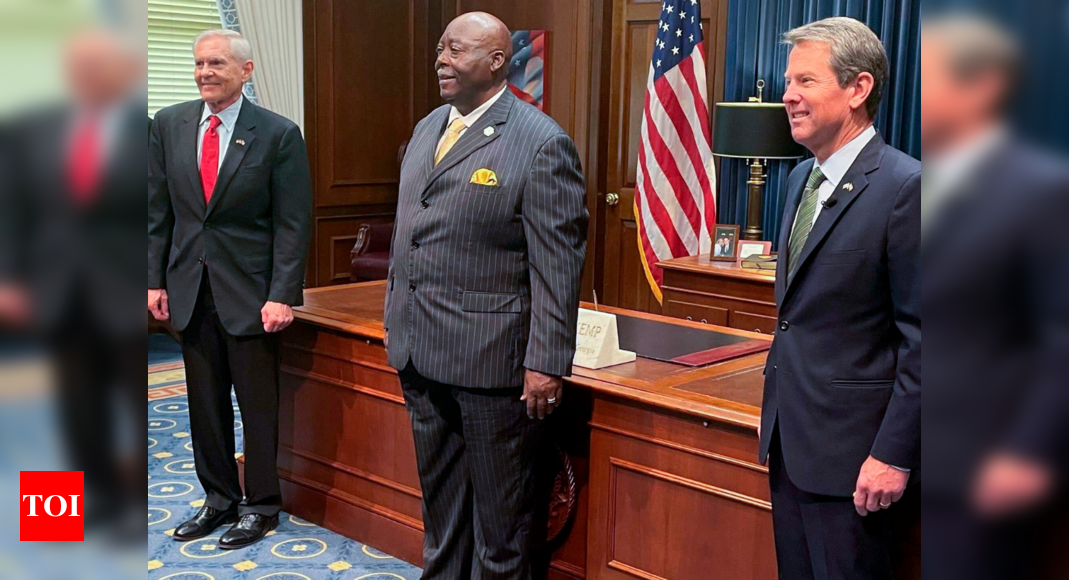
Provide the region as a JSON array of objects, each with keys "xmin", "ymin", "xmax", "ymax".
[
  {"xmin": 737, "ymin": 240, "xmax": 772, "ymax": 262},
  {"xmin": 710, "ymin": 225, "xmax": 740, "ymax": 261}
]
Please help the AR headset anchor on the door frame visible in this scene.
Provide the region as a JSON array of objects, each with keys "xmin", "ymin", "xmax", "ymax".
[{"xmin": 591, "ymin": 0, "xmax": 730, "ymax": 312}]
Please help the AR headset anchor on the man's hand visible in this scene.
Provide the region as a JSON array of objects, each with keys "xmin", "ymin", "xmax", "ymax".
[
  {"xmin": 521, "ymin": 369, "xmax": 563, "ymax": 420},
  {"xmin": 854, "ymin": 455, "xmax": 909, "ymax": 516},
  {"xmin": 0, "ymin": 284, "xmax": 31, "ymax": 326},
  {"xmin": 973, "ymin": 452, "xmax": 1053, "ymax": 518},
  {"xmin": 261, "ymin": 301, "xmax": 294, "ymax": 333},
  {"xmin": 148, "ymin": 289, "xmax": 170, "ymax": 321}
]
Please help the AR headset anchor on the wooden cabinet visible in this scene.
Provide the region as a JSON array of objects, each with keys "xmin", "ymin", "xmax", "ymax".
[
  {"xmin": 259, "ymin": 282, "xmax": 919, "ymax": 580},
  {"xmin": 268, "ymin": 282, "xmax": 777, "ymax": 580},
  {"xmin": 659, "ymin": 256, "xmax": 778, "ymax": 335}
]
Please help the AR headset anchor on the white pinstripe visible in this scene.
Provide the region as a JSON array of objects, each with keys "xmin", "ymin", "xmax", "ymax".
[
  {"xmin": 385, "ymin": 90, "xmax": 588, "ymax": 580},
  {"xmin": 386, "ymin": 90, "xmax": 588, "ymax": 388}
]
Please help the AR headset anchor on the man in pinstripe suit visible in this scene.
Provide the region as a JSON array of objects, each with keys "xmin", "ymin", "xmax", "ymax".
[{"xmin": 384, "ymin": 12, "xmax": 588, "ymax": 579}]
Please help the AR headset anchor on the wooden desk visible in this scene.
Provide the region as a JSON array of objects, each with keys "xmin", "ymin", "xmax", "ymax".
[
  {"xmin": 274, "ymin": 282, "xmax": 776, "ymax": 580},
  {"xmin": 659, "ymin": 256, "xmax": 778, "ymax": 335}
]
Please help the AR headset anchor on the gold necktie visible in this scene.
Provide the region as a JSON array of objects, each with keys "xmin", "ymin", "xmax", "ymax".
[{"xmin": 434, "ymin": 119, "xmax": 467, "ymax": 166}]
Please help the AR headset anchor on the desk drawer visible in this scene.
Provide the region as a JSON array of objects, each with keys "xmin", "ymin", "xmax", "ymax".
[
  {"xmin": 664, "ymin": 299, "xmax": 728, "ymax": 326},
  {"xmin": 732, "ymin": 311, "xmax": 778, "ymax": 335}
]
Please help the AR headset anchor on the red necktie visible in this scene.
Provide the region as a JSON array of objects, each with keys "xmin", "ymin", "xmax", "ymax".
[
  {"xmin": 68, "ymin": 115, "xmax": 101, "ymax": 205},
  {"xmin": 200, "ymin": 115, "xmax": 222, "ymax": 203}
]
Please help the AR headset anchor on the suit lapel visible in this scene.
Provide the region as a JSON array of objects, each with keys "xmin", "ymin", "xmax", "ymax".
[
  {"xmin": 43, "ymin": 112, "xmax": 74, "ymax": 204},
  {"xmin": 421, "ymin": 90, "xmax": 515, "ymax": 198},
  {"xmin": 418, "ymin": 108, "xmax": 450, "ymax": 187},
  {"xmin": 206, "ymin": 102, "xmax": 257, "ymax": 218},
  {"xmin": 782, "ymin": 137, "xmax": 887, "ymax": 302},
  {"xmin": 180, "ymin": 103, "xmax": 205, "ymax": 213},
  {"xmin": 775, "ymin": 161, "xmax": 810, "ymax": 303},
  {"xmin": 96, "ymin": 109, "xmax": 142, "ymax": 202}
]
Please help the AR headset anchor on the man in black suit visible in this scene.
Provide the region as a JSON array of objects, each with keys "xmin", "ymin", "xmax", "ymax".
[
  {"xmin": 758, "ymin": 18, "xmax": 921, "ymax": 579},
  {"xmin": 148, "ymin": 29, "xmax": 312, "ymax": 548},
  {"xmin": 0, "ymin": 30, "xmax": 146, "ymax": 534},
  {"xmin": 922, "ymin": 16, "xmax": 1069, "ymax": 579},
  {"xmin": 386, "ymin": 12, "xmax": 588, "ymax": 579}
]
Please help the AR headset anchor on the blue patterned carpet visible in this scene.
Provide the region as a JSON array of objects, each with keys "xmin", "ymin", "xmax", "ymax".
[{"xmin": 149, "ymin": 336, "xmax": 422, "ymax": 580}]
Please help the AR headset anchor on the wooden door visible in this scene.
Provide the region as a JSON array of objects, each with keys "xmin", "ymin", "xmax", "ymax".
[
  {"xmin": 303, "ymin": 0, "xmax": 437, "ymax": 287},
  {"xmin": 600, "ymin": 0, "xmax": 727, "ymax": 314}
]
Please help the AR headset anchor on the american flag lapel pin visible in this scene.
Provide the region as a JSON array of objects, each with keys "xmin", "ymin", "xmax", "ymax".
[
  {"xmin": 842, "ymin": 182, "xmax": 854, "ymax": 191},
  {"xmin": 235, "ymin": 138, "xmax": 245, "ymax": 146}
]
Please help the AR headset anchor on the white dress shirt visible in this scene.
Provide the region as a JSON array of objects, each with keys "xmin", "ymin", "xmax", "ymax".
[
  {"xmin": 922, "ymin": 124, "xmax": 1006, "ymax": 235},
  {"xmin": 197, "ymin": 95, "xmax": 244, "ymax": 173},
  {"xmin": 67, "ymin": 105, "xmax": 126, "ymax": 166},
  {"xmin": 436, "ymin": 85, "xmax": 509, "ymax": 151},
  {"xmin": 791, "ymin": 125, "xmax": 877, "ymax": 233}
]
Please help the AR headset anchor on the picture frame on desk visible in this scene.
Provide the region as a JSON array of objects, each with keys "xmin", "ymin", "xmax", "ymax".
[
  {"xmin": 737, "ymin": 240, "xmax": 772, "ymax": 262},
  {"xmin": 710, "ymin": 224, "xmax": 740, "ymax": 261}
]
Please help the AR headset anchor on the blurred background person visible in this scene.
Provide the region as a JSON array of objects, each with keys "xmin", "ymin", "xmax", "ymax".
[
  {"xmin": 0, "ymin": 28, "xmax": 146, "ymax": 536},
  {"xmin": 922, "ymin": 13, "xmax": 1069, "ymax": 580}
]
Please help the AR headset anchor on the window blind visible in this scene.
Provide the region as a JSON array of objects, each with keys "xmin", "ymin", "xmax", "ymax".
[{"xmin": 148, "ymin": 0, "xmax": 221, "ymax": 117}]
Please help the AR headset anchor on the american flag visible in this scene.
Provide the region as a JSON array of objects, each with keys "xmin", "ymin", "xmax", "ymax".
[{"xmin": 636, "ymin": 0, "xmax": 716, "ymax": 301}]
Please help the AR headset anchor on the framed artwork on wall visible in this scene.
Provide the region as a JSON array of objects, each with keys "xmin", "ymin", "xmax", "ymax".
[{"xmin": 508, "ymin": 30, "xmax": 547, "ymax": 111}]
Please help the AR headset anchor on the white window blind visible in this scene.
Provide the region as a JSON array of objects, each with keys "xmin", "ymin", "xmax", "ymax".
[{"xmin": 148, "ymin": 0, "xmax": 221, "ymax": 117}]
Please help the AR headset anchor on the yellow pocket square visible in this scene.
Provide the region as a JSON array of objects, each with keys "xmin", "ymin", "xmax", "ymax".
[{"xmin": 469, "ymin": 168, "xmax": 499, "ymax": 187}]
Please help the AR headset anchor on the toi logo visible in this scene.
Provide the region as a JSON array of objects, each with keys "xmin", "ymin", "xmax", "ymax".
[{"xmin": 20, "ymin": 471, "xmax": 84, "ymax": 541}]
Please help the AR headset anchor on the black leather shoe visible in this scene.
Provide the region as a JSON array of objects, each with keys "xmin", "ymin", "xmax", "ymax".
[
  {"xmin": 172, "ymin": 505, "xmax": 238, "ymax": 541},
  {"xmin": 218, "ymin": 513, "xmax": 279, "ymax": 549}
]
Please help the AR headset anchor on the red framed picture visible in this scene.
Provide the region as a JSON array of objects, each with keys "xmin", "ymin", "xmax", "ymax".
[{"xmin": 736, "ymin": 240, "xmax": 772, "ymax": 263}]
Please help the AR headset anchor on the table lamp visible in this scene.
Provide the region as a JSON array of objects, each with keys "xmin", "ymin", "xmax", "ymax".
[{"xmin": 712, "ymin": 80, "xmax": 805, "ymax": 240}]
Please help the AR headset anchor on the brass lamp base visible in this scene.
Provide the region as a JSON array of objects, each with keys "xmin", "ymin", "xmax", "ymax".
[{"xmin": 743, "ymin": 159, "xmax": 767, "ymax": 241}]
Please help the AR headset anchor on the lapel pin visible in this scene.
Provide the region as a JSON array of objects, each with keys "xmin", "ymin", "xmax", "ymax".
[
  {"xmin": 842, "ymin": 182, "xmax": 854, "ymax": 191},
  {"xmin": 483, "ymin": 127, "xmax": 494, "ymax": 137},
  {"xmin": 235, "ymin": 138, "xmax": 245, "ymax": 146}
]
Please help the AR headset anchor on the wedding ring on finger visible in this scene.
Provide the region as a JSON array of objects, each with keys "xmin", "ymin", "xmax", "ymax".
[
  {"xmin": 879, "ymin": 501, "xmax": 891, "ymax": 508},
  {"xmin": 547, "ymin": 397, "xmax": 557, "ymax": 404}
]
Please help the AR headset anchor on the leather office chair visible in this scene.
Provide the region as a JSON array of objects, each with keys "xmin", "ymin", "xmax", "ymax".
[{"xmin": 349, "ymin": 221, "xmax": 394, "ymax": 282}]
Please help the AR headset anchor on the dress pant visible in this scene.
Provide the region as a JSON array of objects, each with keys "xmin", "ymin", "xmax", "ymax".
[
  {"xmin": 399, "ymin": 362, "xmax": 547, "ymax": 580},
  {"xmin": 924, "ymin": 491, "xmax": 1069, "ymax": 580},
  {"xmin": 181, "ymin": 271, "xmax": 281, "ymax": 516},
  {"xmin": 49, "ymin": 297, "xmax": 143, "ymax": 525},
  {"xmin": 769, "ymin": 425, "xmax": 920, "ymax": 580}
]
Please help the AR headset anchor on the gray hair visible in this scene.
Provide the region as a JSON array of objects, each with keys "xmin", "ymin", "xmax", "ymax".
[
  {"xmin": 783, "ymin": 17, "xmax": 888, "ymax": 120},
  {"xmin": 922, "ymin": 15, "xmax": 1020, "ymax": 84},
  {"xmin": 193, "ymin": 29, "xmax": 253, "ymax": 63}
]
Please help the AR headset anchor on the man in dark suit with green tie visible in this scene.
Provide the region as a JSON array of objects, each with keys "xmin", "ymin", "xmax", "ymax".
[{"xmin": 758, "ymin": 18, "xmax": 921, "ymax": 579}]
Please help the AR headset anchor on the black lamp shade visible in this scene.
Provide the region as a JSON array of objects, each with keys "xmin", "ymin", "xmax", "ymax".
[{"xmin": 711, "ymin": 103, "xmax": 805, "ymax": 160}]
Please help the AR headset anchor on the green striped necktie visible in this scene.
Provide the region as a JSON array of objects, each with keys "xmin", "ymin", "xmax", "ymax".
[{"xmin": 786, "ymin": 165, "xmax": 827, "ymax": 283}]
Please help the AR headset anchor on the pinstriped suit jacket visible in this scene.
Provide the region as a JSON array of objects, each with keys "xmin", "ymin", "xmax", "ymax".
[{"xmin": 385, "ymin": 89, "xmax": 589, "ymax": 389}]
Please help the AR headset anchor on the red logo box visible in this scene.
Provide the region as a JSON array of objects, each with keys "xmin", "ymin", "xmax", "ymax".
[{"xmin": 20, "ymin": 471, "xmax": 84, "ymax": 541}]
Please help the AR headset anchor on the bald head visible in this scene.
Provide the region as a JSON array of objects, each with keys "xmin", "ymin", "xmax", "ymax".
[
  {"xmin": 436, "ymin": 12, "xmax": 513, "ymax": 114},
  {"xmin": 455, "ymin": 12, "xmax": 513, "ymax": 69}
]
